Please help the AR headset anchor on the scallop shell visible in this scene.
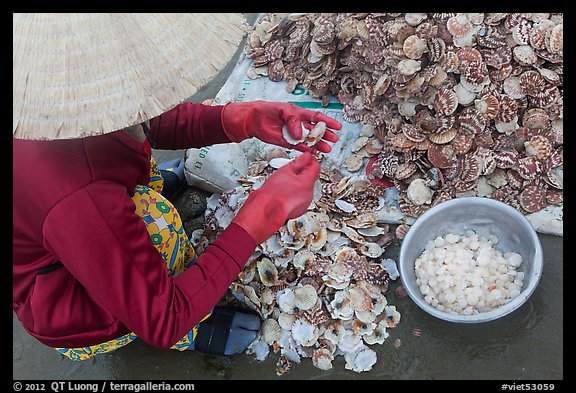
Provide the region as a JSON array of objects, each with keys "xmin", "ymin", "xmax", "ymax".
[
  {"xmin": 359, "ymin": 242, "xmax": 383, "ymax": 258},
  {"xmin": 447, "ymin": 14, "xmax": 472, "ymax": 38},
  {"xmin": 441, "ymin": 50, "xmax": 460, "ymax": 73},
  {"xmin": 522, "ymin": 107, "xmax": 549, "ymax": 129},
  {"xmin": 397, "ymin": 59, "xmax": 422, "ymax": 76},
  {"xmin": 519, "ymin": 70, "xmax": 546, "ymax": 97},
  {"xmin": 477, "ymin": 25, "xmax": 506, "ymax": 48},
  {"xmin": 282, "ymin": 123, "xmax": 306, "ymax": 146},
  {"xmin": 475, "ymin": 94, "xmax": 500, "ymax": 120},
  {"xmin": 405, "ymin": 13, "xmax": 428, "ymax": 26},
  {"xmin": 402, "ymin": 124, "xmax": 427, "ymax": 143},
  {"xmin": 258, "ymin": 257, "xmax": 279, "ymax": 287},
  {"xmin": 524, "ymin": 135, "xmax": 552, "ymax": 160},
  {"xmin": 293, "ymin": 284, "xmax": 318, "ymax": 311},
  {"xmin": 519, "ymin": 184, "xmax": 547, "ymax": 213},
  {"xmin": 262, "ymin": 318, "xmax": 283, "ymax": 345},
  {"xmin": 394, "ymin": 161, "xmax": 418, "ymax": 180},
  {"xmin": 395, "ymin": 223, "xmax": 410, "ymax": 240},
  {"xmin": 503, "ymin": 76, "xmax": 526, "ymax": 99},
  {"xmin": 511, "ymin": 17, "xmax": 532, "ymax": 45},
  {"xmin": 403, "ymin": 34, "xmax": 428, "ymax": 59},
  {"xmin": 406, "ymin": 178, "xmax": 433, "ymax": 205},
  {"xmin": 305, "ymin": 121, "xmax": 327, "ymax": 146},
  {"xmin": 347, "ymin": 286, "xmax": 373, "ymax": 312},
  {"xmin": 458, "ymin": 107, "xmax": 486, "ymax": 136},
  {"xmin": 513, "ymin": 45, "xmax": 538, "ymax": 66},
  {"xmin": 454, "ymin": 82, "xmax": 476, "ymax": 106},
  {"xmin": 343, "ymin": 154, "xmax": 364, "ymax": 172},
  {"xmin": 480, "ymin": 46, "xmax": 512, "ymax": 69},
  {"xmin": 312, "ymin": 347, "xmax": 334, "ymax": 370},
  {"xmin": 344, "ymin": 346, "xmax": 378, "ymax": 373},
  {"xmin": 427, "ymin": 143, "xmax": 457, "ymax": 168},
  {"xmin": 293, "ymin": 249, "xmax": 316, "ymax": 271},
  {"xmin": 459, "ymin": 153, "xmax": 482, "ymax": 183},
  {"xmin": 457, "ymin": 46, "xmax": 483, "ymax": 68},
  {"xmin": 428, "ymin": 127, "xmax": 457, "ymax": 144},
  {"xmin": 493, "ymin": 150, "xmax": 518, "ymax": 169},
  {"xmin": 434, "ymin": 88, "xmax": 459, "ymax": 116},
  {"xmin": 496, "ymin": 95, "xmax": 518, "ymax": 123},
  {"xmin": 546, "ymin": 23, "xmax": 563, "ymax": 54}
]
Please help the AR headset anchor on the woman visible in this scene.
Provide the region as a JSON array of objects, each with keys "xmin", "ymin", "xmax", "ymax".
[{"xmin": 13, "ymin": 14, "xmax": 341, "ymax": 360}]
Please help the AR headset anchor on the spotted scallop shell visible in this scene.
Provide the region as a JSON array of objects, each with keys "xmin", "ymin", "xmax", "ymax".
[{"xmin": 519, "ymin": 184, "xmax": 547, "ymax": 213}]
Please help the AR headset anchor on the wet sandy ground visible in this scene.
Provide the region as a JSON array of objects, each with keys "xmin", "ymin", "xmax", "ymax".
[{"xmin": 13, "ymin": 13, "xmax": 563, "ymax": 381}]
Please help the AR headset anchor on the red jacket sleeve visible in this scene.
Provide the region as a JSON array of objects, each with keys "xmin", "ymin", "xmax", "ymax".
[
  {"xmin": 147, "ymin": 102, "xmax": 233, "ymax": 149},
  {"xmin": 42, "ymin": 180, "xmax": 256, "ymax": 349}
]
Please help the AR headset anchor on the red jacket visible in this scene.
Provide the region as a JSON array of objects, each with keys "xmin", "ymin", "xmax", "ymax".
[{"xmin": 13, "ymin": 103, "xmax": 257, "ymax": 349}]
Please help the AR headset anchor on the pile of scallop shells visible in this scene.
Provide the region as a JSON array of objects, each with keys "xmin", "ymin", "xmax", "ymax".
[
  {"xmin": 195, "ymin": 154, "xmax": 401, "ymax": 375},
  {"xmin": 245, "ymin": 13, "xmax": 563, "ymax": 219}
]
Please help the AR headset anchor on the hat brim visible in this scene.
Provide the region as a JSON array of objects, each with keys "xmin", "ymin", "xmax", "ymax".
[{"xmin": 13, "ymin": 13, "xmax": 246, "ymax": 140}]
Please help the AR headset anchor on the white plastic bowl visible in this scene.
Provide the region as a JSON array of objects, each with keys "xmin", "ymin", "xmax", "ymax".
[{"xmin": 399, "ymin": 197, "xmax": 544, "ymax": 323}]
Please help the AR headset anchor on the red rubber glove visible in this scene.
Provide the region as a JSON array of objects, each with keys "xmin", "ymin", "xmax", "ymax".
[
  {"xmin": 221, "ymin": 100, "xmax": 342, "ymax": 153},
  {"xmin": 231, "ymin": 152, "xmax": 320, "ymax": 244}
]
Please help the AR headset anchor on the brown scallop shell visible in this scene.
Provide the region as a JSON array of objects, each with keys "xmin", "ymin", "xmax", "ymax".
[
  {"xmin": 458, "ymin": 107, "xmax": 487, "ymax": 136},
  {"xmin": 457, "ymin": 47, "xmax": 483, "ymax": 67},
  {"xmin": 475, "ymin": 94, "xmax": 500, "ymax": 120},
  {"xmin": 519, "ymin": 184, "xmax": 547, "ymax": 213},
  {"xmin": 393, "ymin": 161, "xmax": 417, "ymax": 181},
  {"xmin": 449, "ymin": 131, "xmax": 473, "ymax": 155},
  {"xmin": 519, "ymin": 70, "xmax": 547, "ymax": 96},
  {"xmin": 428, "ymin": 127, "xmax": 458, "ymax": 144},
  {"xmin": 401, "ymin": 124, "xmax": 427, "ymax": 143},
  {"xmin": 434, "ymin": 88, "xmax": 459, "ymax": 116},
  {"xmin": 507, "ymin": 170, "xmax": 525, "ymax": 189},
  {"xmin": 312, "ymin": 15, "xmax": 336, "ymax": 43},
  {"xmin": 530, "ymin": 85, "xmax": 561, "ymax": 108},
  {"xmin": 496, "ymin": 95, "xmax": 518, "ymax": 123},
  {"xmin": 516, "ymin": 156, "xmax": 543, "ymax": 180},
  {"xmin": 545, "ymin": 189, "xmax": 563, "ymax": 205},
  {"xmin": 459, "ymin": 153, "xmax": 482, "ymax": 183},
  {"xmin": 493, "ymin": 150, "xmax": 518, "ymax": 169},
  {"xmin": 427, "ymin": 143, "xmax": 456, "ymax": 169},
  {"xmin": 477, "ymin": 25, "xmax": 507, "ymax": 48},
  {"xmin": 390, "ymin": 132, "xmax": 417, "ymax": 152},
  {"xmin": 488, "ymin": 62, "xmax": 513, "ymax": 81},
  {"xmin": 479, "ymin": 46, "xmax": 512, "ymax": 69}
]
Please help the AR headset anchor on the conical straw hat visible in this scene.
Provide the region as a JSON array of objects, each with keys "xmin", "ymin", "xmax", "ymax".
[{"xmin": 13, "ymin": 13, "xmax": 246, "ymax": 140}]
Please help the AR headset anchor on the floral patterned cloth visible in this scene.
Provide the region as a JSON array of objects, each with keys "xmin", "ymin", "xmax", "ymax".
[{"xmin": 55, "ymin": 158, "xmax": 210, "ymax": 360}]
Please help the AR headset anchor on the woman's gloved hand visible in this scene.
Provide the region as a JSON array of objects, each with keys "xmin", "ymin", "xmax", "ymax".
[
  {"xmin": 231, "ymin": 152, "xmax": 320, "ymax": 244},
  {"xmin": 221, "ymin": 100, "xmax": 342, "ymax": 153}
]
